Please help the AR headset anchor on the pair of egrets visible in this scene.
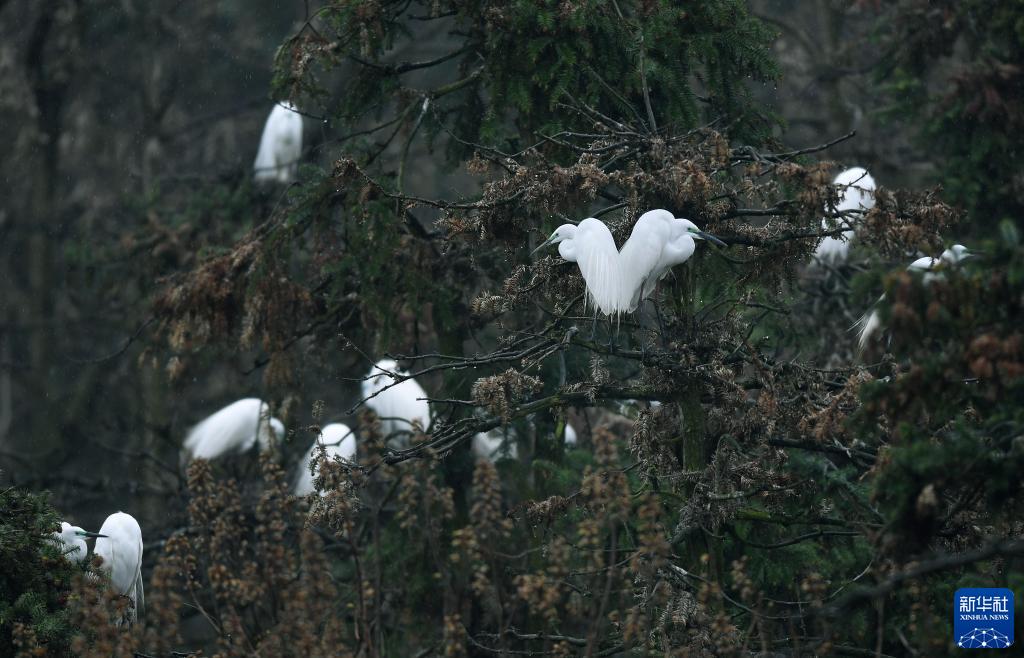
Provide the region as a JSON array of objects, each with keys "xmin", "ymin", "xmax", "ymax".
[
  {"xmin": 856, "ymin": 244, "xmax": 971, "ymax": 349},
  {"xmin": 53, "ymin": 512, "xmax": 144, "ymax": 625},
  {"xmin": 296, "ymin": 359, "xmax": 434, "ymax": 494},
  {"xmin": 533, "ymin": 209, "xmax": 725, "ymax": 317},
  {"xmin": 794, "ymin": 166, "xmax": 974, "ymax": 349}
]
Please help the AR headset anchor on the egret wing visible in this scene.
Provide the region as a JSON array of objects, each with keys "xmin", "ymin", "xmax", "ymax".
[
  {"xmin": 574, "ymin": 218, "xmax": 623, "ymax": 315},
  {"xmin": 907, "ymin": 256, "xmax": 939, "ymax": 272},
  {"xmin": 184, "ymin": 398, "xmax": 265, "ymax": 460},
  {"xmin": 293, "ymin": 442, "xmax": 318, "ymax": 496}
]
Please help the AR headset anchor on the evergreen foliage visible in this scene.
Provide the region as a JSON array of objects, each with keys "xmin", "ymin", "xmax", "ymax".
[
  {"xmin": 0, "ymin": 489, "xmax": 77, "ymax": 656},
  {"xmin": 878, "ymin": 0, "xmax": 1024, "ymax": 231},
  {"xmin": 277, "ymin": 0, "xmax": 779, "ymax": 151}
]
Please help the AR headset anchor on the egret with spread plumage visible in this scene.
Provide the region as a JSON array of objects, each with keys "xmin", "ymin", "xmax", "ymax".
[{"xmin": 532, "ymin": 210, "xmax": 724, "ymax": 316}]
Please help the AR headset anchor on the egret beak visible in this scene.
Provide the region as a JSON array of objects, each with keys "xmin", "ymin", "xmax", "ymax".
[
  {"xmin": 696, "ymin": 230, "xmax": 727, "ymax": 248},
  {"xmin": 80, "ymin": 531, "xmax": 107, "ymax": 538},
  {"xmin": 531, "ymin": 235, "xmax": 556, "ymax": 256}
]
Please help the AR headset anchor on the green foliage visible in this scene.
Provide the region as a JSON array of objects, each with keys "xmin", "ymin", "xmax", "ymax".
[
  {"xmin": 878, "ymin": 0, "xmax": 1024, "ymax": 231},
  {"xmin": 279, "ymin": 0, "xmax": 779, "ymax": 155},
  {"xmin": 0, "ymin": 489, "xmax": 79, "ymax": 657},
  {"xmin": 857, "ymin": 226, "xmax": 1024, "ymax": 557}
]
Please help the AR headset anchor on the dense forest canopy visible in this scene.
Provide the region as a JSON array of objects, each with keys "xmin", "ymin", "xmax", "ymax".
[{"xmin": 1, "ymin": 1, "xmax": 1022, "ymax": 656}]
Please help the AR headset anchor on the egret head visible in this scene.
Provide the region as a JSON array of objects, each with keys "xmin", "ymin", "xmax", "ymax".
[
  {"xmin": 943, "ymin": 244, "xmax": 971, "ymax": 263},
  {"xmin": 679, "ymin": 218, "xmax": 727, "ymax": 247},
  {"xmin": 531, "ymin": 224, "xmax": 578, "ymax": 255},
  {"xmin": 367, "ymin": 359, "xmax": 400, "ymax": 385},
  {"xmin": 57, "ymin": 522, "xmax": 106, "ymax": 541},
  {"xmin": 55, "ymin": 521, "xmax": 106, "ymax": 552},
  {"xmin": 53, "ymin": 522, "xmax": 105, "ymax": 564}
]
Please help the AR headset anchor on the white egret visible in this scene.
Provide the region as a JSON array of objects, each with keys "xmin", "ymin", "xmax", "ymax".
[
  {"xmin": 362, "ymin": 359, "xmax": 431, "ymax": 448},
  {"xmin": 94, "ymin": 512, "xmax": 144, "ymax": 625},
  {"xmin": 294, "ymin": 423, "xmax": 356, "ymax": 496},
  {"xmin": 814, "ymin": 167, "xmax": 877, "ymax": 263},
  {"xmin": 253, "ymin": 101, "xmax": 303, "ymax": 184},
  {"xmin": 563, "ymin": 422, "xmax": 578, "ymax": 447},
  {"xmin": 618, "ymin": 210, "xmax": 724, "ymax": 311},
  {"xmin": 532, "ymin": 217, "xmax": 626, "ymax": 315},
  {"xmin": 51, "ymin": 522, "xmax": 105, "ymax": 564},
  {"xmin": 532, "ymin": 211, "xmax": 723, "ymax": 315},
  {"xmin": 472, "ymin": 427, "xmax": 518, "ymax": 462},
  {"xmin": 182, "ymin": 398, "xmax": 285, "ymax": 462},
  {"xmin": 856, "ymin": 244, "xmax": 971, "ymax": 349}
]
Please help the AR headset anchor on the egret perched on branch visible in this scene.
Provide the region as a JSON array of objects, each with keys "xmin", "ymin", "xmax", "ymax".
[
  {"xmin": 182, "ymin": 398, "xmax": 285, "ymax": 462},
  {"xmin": 617, "ymin": 210, "xmax": 725, "ymax": 311},
  {"xmin": 294, "ymin": 423, "xmax": 356, "ymax": 496},
  {"xmin": 563, "ymin": 422, "xmax": 578, "ymax": 447},
  {"xmin": 253, "ymin": 101, "xmax": 303, "ymax": 184},
  {"xmin": 94, "ymin": 512, "xmax": 144, "ymax": 625},
  {"xmin": 532, "ymin": 217, "xmax": 626, "ymax": 315},
  {"xmin": 362, "ymin": 359, "xmax": 431, "ymax": 448},
  {"xmin": 814, "ymin": 167, "xmax": 877, "ymax": 263},
  {"xmin": 856, "ymin": 244, "xmax": 971, "ymax": 349},
  {"xmin": 52, "ymin": 522, "xmax": 105, "ymax": 564},
  {"xmin": 472, "ymin": 427, "xmax": 518, "ymax": 462},
  {"xmin": 532, "ymin": 211, "xmax": 724, "ymax": 315}
]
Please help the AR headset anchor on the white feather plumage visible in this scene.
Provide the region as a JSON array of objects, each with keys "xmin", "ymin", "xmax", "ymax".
[
  {"xmin": 546, "ymin": 218, "xmax": 625, "ymax": 315},
  {"xmin": 94, "ymin": 512, "xmax": 144, "ymax": 625},
  {"xmin": 814, "ymin": 167, "xmax": 877, "ymax": 263},
  {"xmin": 182, "ymin": 398, "xmax": 285, "ymax": 462},
  {"xmin": 536, "ymin": 211, "xmax": 714, "ymax": 315},
  {"xmin": 620, "ymin": 211, "xmax": 706, "ymax": 311},
  {"xmin": 253, "ymin": 101, "xmax": 303, "ymax": 184},
  {"xmin": 294, "ymin": 423, "xmax": 356, "ymax": 496},
  {"xmin": 362, "ymin": 360, "xmax": 431, "ymax": 448},
  {"xmin": 563, "ymin": 423, "xmax": 578, "ymax": 447},
  {"xmin": 617, "ymin": 211, "xmax": 673, "ymax": 311}
]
